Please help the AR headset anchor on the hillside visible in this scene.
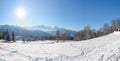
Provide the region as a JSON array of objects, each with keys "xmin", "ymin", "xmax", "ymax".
[
  {"xmin": 0, "ymin": 31, "xmax": 119, "ymax": 61},
  {"xmin": 0, "ymin": 25, "xmax": 50, "ymax": 40}
]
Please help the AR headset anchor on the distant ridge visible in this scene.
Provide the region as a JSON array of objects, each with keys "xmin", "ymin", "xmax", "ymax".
[
  {"xmin": 0, "ymin": 25, "xmax": 77, "ymax": 41},
  {"xmin": 28, "ymin": 25, "xmax": 77, "ymax": 37}
]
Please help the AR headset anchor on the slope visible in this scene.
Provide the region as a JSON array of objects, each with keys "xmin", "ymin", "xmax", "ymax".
[{"xmin": 0, "ymin": 31, "xmax": 119, "ymax": 61}]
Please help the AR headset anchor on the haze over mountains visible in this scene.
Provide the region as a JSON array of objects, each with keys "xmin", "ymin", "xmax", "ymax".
[
  {"xmin": 28, "ymin": 25, "xmax": 77, "ymax": 36},
  {"xmin": 0, "ymin": 25, "xmax": 77, "ymax": 41}
]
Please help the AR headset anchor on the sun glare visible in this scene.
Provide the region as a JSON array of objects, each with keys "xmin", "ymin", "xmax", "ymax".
[{"xmin": 16, "ymin": 8, "xmax": 26, "ymax": 19}]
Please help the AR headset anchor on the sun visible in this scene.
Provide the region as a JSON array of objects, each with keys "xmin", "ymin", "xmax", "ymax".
[{"xmin": 16, "ymin": 8, "xmax": 26, "ymax": 19}]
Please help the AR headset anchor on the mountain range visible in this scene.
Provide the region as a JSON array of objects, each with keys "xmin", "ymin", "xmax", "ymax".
[
  {"xmin": 0, "ymin": 25, "xmax": 77, "ymax": 41},
  {"xmin": 27, "ymin": 25, "xmax": 77, "ymax": 36}
]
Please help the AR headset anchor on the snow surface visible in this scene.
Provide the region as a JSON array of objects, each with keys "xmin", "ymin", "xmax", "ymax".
[{"xmin": 0, "ymin": 31, "xmax": 120, "ymax": 61}]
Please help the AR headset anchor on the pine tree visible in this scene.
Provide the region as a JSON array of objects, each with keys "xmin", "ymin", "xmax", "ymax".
[
  {"xmin": 6, "ymin": 30, "xmax": 10, "ymax": 42},
  {"xmin": 22, "ymin": 37, "xmax": 25, "ymax": 43},
  {"xmin": 0, "ymin": 33, "xmax": 2, "ymax": 39},
  {"xmin": 2, "ymin": 32, "xmax": 6, "ymax": 40},
  {"xmin": 12, "ymin": 32, "xmax": 15, "ymax": 42},
  {"xmin": 56, "ymin": 29, "xmax": 60, "ymax": 42}
]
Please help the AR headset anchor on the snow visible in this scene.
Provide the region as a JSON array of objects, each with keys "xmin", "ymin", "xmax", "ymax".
[{"xmin": 0, "ymin": 31, "xmax": 120, "ymax": 61}]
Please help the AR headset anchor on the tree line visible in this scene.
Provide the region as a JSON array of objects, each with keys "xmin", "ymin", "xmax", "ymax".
[
  {"xmin": 0, "ymin": 30, "xmax": 15, "ymax": 42},
  {"xmin": 0, "ymin": 18, "xmax": 119, "ymax": 42},
  {"xmin": 74, "ymin": 19, "xmax": 120, "ymax": 41}
]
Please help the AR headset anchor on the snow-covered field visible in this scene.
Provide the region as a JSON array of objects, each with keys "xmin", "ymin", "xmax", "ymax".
[{"xmin": 0, "ymin": 31, "xmax": 120, "ymax": 61}]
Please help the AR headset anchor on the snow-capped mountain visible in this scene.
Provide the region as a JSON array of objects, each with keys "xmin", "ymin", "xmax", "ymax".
[
  {"xmin": 0, "ymin": 25, "xmax": 50, "ymax": 40},
  {"xmin": 28, "ymin": 25, "xmax": 77, "ymax": 37},
  {"xmin": 0, "ymin": 25, "xmax": 77, "ymax": 40},
  {"xmin": 28, "ymin": 25, "xmax": 53, "ymax": 31}
]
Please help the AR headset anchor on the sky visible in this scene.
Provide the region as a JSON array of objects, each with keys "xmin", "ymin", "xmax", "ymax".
[{"xmin": 0, "ymin": 0, "xmax": 120, "ymax": 30}]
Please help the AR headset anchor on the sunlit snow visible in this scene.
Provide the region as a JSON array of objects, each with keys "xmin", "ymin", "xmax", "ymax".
[{"xmin": 0, "ymin": 31, "xmax": 120, "ymax": 61}]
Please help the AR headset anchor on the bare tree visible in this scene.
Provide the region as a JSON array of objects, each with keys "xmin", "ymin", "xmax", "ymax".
[
  {"xmin": 102, "ymin": 23, "xmax": 110, "ymax": 35},
  {"xmin": 111, "ymin": 20, "xmax": 117, "ymax": 32},
  {"xmin": 74, "ymin": 32, "xmax": 82, "ymax": 41},
  {"xmin": 61, "ymin": 33, "xmax": 67, "ymax": 42},
  {"xmin": 96, "ymin": 28, "xmax": 103, "ymax": 37},
  {"xmin": 83, "ymin": 26, "xmax": 92, "ymax": 40},
  {"xmin": 91, "ymin": 29, "xmax": 97, "ymax": 38}
]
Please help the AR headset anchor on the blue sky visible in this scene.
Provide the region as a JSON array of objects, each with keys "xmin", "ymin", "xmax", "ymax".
[{"xmin": 0, "ymin": 0, "xmax": 120, "ymax": 30}]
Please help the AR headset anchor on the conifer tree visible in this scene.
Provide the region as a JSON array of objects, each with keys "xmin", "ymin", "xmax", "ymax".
[
  {"xmin": 0, "ymin": 33, "xmax": 2, "ymax": 39},
  {"xmin": 22, "ymin": 37, "xmax": 25, "ymax": 43},
  {"xmin": 12, "ymin": 32, "xmax": 15, "ymax": 42},
  {"xmin": 56, "ymin": 29, "xmax": 60, "ymax": 42},
  {"xmin": 2, "ymin": 32, "xmax": 6, "ymax": 40},
  {"xmin": 6, "ymin": 30, "xmax": 10, "ymax": 42}
]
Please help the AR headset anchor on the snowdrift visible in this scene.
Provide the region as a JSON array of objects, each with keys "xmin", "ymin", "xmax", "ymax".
[{"xmin": 0, "ymin": 31, "xmax": 120, "ymax": 61}]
